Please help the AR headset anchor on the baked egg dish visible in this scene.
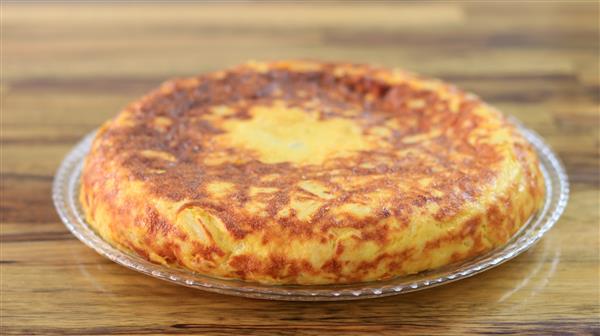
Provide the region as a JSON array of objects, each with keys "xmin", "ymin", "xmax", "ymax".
[{"xmin": 80, "ymin": 60, "xmax": 545, "ymax": 285}]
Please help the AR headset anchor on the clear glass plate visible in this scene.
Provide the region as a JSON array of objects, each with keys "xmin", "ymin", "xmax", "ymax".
[{"xmin": 52, "ymin": 122, "xmax": 569, "ymax": 301}]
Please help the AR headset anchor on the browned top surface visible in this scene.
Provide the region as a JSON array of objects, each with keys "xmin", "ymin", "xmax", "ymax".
[{"xmin": 88, "ymin": 62, "xmax": 520, "ymax": 241}]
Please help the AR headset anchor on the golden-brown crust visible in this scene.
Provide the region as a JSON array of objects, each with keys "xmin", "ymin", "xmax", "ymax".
[{"xmin": 80, "ymin": 60, "xmax": 545, "ymax": 284}]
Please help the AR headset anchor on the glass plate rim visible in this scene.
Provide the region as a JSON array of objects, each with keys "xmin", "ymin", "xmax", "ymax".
[{"xmin": 52, "ymin": 121, "xmax": 569, "ymax": 301}]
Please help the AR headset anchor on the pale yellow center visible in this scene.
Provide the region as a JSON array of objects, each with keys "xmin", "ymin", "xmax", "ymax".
[{"xmin": 218, "ymin": 102, "xmax": 370, "ymax": 164}]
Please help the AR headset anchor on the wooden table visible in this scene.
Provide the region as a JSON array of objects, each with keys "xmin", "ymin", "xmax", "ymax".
[{"xmin": 2, "ymin": 3, "xmax": 598, "ymax": 335}]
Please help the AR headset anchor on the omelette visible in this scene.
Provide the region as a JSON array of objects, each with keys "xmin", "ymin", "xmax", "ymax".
[{"xmin": 80, "ymin": 60, "xmax": 545, "ymax": 285}]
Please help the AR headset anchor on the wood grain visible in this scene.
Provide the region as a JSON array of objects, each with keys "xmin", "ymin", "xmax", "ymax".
[{"xmin": 1, "ymin": 2, "xmax": 599, "ymax": 335}]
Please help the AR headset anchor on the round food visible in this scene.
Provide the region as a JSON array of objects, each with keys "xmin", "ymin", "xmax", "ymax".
[{"xmin": 80, "ymin": 60, "xmax": 545, "ymax": 285}]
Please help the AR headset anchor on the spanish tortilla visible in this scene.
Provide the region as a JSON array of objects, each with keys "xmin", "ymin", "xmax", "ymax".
[{"xmin": 80, "ymin": 61, "xmax": 545, "ymax": 284}]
